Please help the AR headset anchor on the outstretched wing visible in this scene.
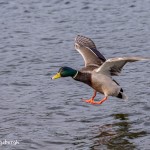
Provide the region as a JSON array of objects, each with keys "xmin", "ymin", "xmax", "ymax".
[
  {"xmin": 74, "ymin": 35, "xmax": 106, "ymax": 67},
  {"xmin": 96, "ymin": 57, "xmax": 149, "ymax": 76}
]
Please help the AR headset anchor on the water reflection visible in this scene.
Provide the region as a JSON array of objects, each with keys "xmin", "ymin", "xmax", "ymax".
[{"xmin": 90, "ymin": 114, "xmax": 147, "ymax": 150}]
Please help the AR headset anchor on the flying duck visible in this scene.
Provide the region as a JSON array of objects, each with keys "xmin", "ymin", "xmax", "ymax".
[{"xmin": 52, "ymin": 35, "xmax": 149, "ymax": 105}]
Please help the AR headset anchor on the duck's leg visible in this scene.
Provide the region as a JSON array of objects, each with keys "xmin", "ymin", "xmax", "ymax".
[
  {"xmin": 92, "ymin": 96, "xmax": 108, "ymax": 105},
  {"xmin": 83, "ymin": 90, "xmax": 97, "ymax": 103}
]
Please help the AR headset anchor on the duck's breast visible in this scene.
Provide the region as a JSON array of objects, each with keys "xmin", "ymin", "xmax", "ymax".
[{"xmin": 91, "ymin": 73, "xmax": 120, "ymax": 96}]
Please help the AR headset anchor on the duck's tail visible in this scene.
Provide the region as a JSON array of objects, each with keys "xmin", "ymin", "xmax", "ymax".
[{"xmin": 117, "ymin": 88, "xmax": 128, "ymax": 100}]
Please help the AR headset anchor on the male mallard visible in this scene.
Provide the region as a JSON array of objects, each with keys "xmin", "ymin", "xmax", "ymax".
[{"xmin": 52, "ymin": 35, "xmax": 149, "ymax": 105}]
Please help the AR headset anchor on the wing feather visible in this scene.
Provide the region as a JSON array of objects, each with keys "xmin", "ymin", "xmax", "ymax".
[
  {"xmin": 75, "ymin": 35, "xmax": 106, "ymax": 67},
  {"xmin": 96, "ymin": 57, "xmax": 149, "ymax": 76}
]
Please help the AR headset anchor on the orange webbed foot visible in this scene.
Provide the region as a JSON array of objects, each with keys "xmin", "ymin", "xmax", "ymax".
[
  {"xmin": 83, "ymin": 96, "xmax": 108, "ymax": 105},
  {"xmin": 82, "ymin": 98, "xmax": 94, "ymax": 104},
  {"xmin": 82, "ymin": 90, "xmax": 97, "ymax": 104},
  {"xmin": 92, "ymin": 96, "xmax": 108, "ymax": 105}
]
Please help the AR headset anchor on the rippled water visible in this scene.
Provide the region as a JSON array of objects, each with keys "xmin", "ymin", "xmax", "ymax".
[{"xmin": 0, "ymin": 0, "xmax": 150, "ymax": 149}]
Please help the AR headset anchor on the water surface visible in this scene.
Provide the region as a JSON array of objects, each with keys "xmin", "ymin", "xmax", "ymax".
[{"xmin": 0, "ymin": 0, "xmax": 150, "ymax": 149}]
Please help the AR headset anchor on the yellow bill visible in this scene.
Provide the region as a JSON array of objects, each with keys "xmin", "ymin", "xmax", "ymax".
[{"xmin": 51, "ymin": 72, "xmax": 61, "ymax": 79}]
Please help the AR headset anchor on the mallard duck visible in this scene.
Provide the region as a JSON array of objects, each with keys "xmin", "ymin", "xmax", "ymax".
[{"xmin": 52, "ymin": 35, "xmax": 149, "ymax": 105}]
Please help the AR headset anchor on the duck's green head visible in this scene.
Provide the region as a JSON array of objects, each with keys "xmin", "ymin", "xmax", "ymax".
[{"xmin": 52, "ymin": 67, "xmax": 78, "ymax": 79}]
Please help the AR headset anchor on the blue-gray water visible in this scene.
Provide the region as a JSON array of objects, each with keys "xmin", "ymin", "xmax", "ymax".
[{"xmin": 0, "ymin": 0, "xmax": 150, "ymax": 150}]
